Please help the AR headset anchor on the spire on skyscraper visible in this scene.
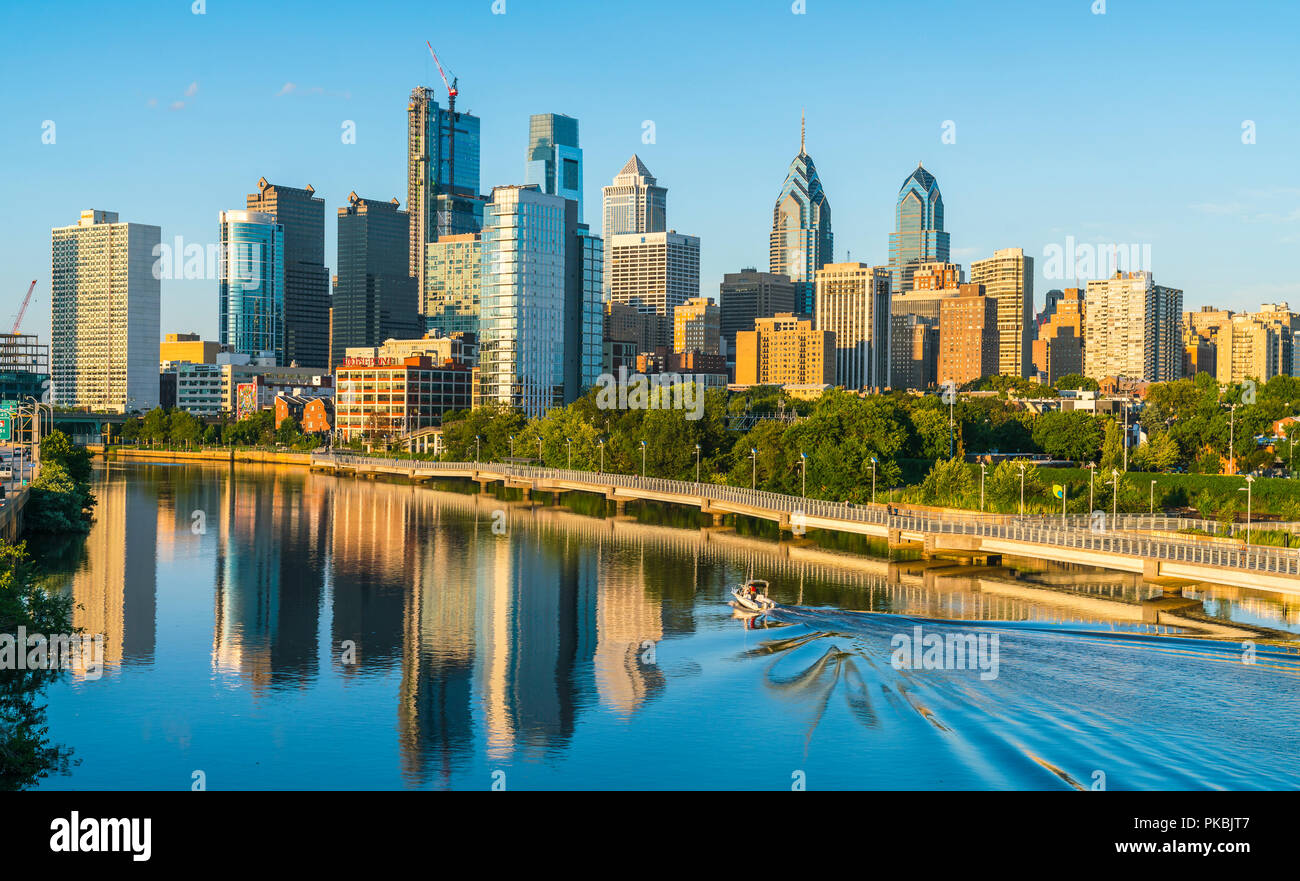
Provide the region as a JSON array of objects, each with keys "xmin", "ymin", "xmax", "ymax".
[{"xmin": 800, "ymin": 109, "xmax": 806, "ymax": 154}]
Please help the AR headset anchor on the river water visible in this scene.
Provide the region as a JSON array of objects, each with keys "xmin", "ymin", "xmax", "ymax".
[{"xmin": 31, "ymin": 461, "xmax": 1300, "ymax": 790}]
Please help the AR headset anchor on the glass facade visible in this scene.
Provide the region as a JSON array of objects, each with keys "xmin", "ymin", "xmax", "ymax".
[
  {"xmin": 887, "ymin": 165, "xmax": 951, "ymax": 296},
  {"xmin": 219, "ymin": 210, "xmax": 285, "ymax": 364},
  {"xmin": 333, "ymin": 195, "xmax": 421, "ymax": 370},
  {"xmin": 525, "ymin": 113, "xmax": 583, "ymax": 221},
  {"xmin": 424, "ymin": 233, "xmax": 482, "ymax": 338},
  {"xmin": 769, "ymin": 147, "xmax": 832, "ymax": 318}
]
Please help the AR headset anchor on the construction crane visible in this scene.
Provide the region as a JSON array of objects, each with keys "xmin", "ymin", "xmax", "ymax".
[
  {"xmin": 12, "ymin": 280, "xmax": 35, "ymax": 334},
  {"xmin": 426, "ymin": 41, "xmax": 459, "ymax": 199}
]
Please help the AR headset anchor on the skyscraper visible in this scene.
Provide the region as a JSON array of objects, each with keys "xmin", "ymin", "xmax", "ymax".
[
  {"xmin": 218, "ymin": 209, "xmax": 285, "ymax": 363},
  {"xmin": 608, "ymin": 231, "xmax": 700, "ymax": 349},
  {"xmin": 970, "ymin": 247, "xmax": 1033, "ymax": 378},
  {"xmin": 525, "ymin": 113, "xmax": 583, "ymax": 220},
  {"xmin": 718, "ymin": 269, "xmax": 796, "ymax": 367},
  {"xmin": 938, "ymin": 284, "xmax": 1000, "ymax": 387},
  {"xmin": 479, "ymin": 186, "xmax": 601, "ymax": 417},
  {"xmin": 50, "ymin": 210, "xmax": 161, "ymax": 412},
  {"xmin": 601, "ymin": 155, "xmax": 667, "ymax": 299},
  {"xmin": 887, "ymin": 164, "xmax": 950, "ymax": 297},
  {"xmin": 1083, "ymin": 271, "xmax": 1182, "ymax": 382},
  {"xmin": 770, "ymin": 114, "xmax": 832, "ymax": 317},
  {"xmin": 813, "ymin": 263, "xmax": 891, "ymax": 391},
  {"xmin": 246, "ymin": 178, "xmax": 329, "ymax": 369},
  {"xmin": 408, "ymin": 86, "xmax": 483, "ymax": 295},
  {"xmin": 332, "ymin": 193, "xmax": 421, "ymax": 370}
]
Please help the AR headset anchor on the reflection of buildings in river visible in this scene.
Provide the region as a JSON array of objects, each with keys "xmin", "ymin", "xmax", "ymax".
[
  {"xmin": 399, "ymin": 496, "xmax": 476, "ymax": 787},
  {"xmin": 329, "ymin": 480, "xmax": 423, "ymax": 674},
  {"xmin": 69, "ymin": 470, "xmax": 157, "ymax": 677},
  {"xmin": 476, "ymin": 521, "xmax": 598, "ymax": 761},
  {"xmin": 593, "ymin": 543, "xmax": 665, "ymax": 715},
  {"xmin": 212, "ymin": 469, "xmax": 327, "ymax": 690}
]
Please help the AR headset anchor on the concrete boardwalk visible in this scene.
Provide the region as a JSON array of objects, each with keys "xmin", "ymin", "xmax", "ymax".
[{"xmin": 310, "ymin": 453, "xmax": 1300, "ymax": 597}]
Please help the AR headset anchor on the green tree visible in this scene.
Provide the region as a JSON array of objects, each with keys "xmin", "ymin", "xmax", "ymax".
[
  {"xmin": 0, "ymin": 540, "xmax": 76, "ymax": 789},
  {"xmin": 169, "ymin": 410, "xmax": 204, "ymax": 448},
  {"xmin": 1054, "ymin": 374, "xmax": 1099, "ymax": 392},
  {"xmin": 1032, "ymin": 410, "xmax": 1102, "ymax": 462},
  {"xmin": 916, "ymin": 458, "xmax": 975, "ymax": 508},
  {"xmin": 140, "ymin": 407, "xmax": 170, "ymax": 446}
]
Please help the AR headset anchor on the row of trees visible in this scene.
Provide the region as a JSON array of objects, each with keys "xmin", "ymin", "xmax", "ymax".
[
  {"xmin": 120, "ymin": 408, "xmax": 322, "ymax": 450},
  {"xmin": 427, "ymin": 374, "xmax": 1297, "ymax": 514}
]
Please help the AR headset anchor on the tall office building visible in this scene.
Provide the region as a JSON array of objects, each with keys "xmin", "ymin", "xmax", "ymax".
[
  {"xmin": 424, "ymin": 233, "xmax": 481, "ymax": 338},
  {"xmin": 246, "ymin": 178, "xmax": 330, "ymax": 369},
  {"xmin": 408, "ymin": 86, "xmax": 483, "ymax": 295},
  {"xmin": 938, "ymin": 284, "xmax": 1000, "ymax": 387},
  {"xmin": 601, "ymin": 155, "xmax": 667, "ymax": 298},
  {"xmin": 332, "ymin": 193, "xmax": 421, "ymax": 370},
  {"xmin": 718, "ymin": 269, "xmax": 796, "ymax": 367},
  {"xmin": 673, "ymin": 297, "xmax": 720, "ymax": 355},
  {"xmin": 1083, "ymin": 271, "xmax": 1183, "ymax": 382},
  {"xmin": 969, "ymin": 247, "xmax": 1034, "ymax": 378},
  {"xmin": 888, "ymin": 261, "xmax": 963, "ymax": 391},
  {"xmin": 734, "ymin": 313, "xmax": 835, "ymax": 387},
  {"xmin": 1032, "ymin": 287, "xmax": 1084, "ymax": 383},
  {"xmin": 608, "ymin": 231, "xmax": 700, "ymax": 349},
  {"xmin": 887, "ymin": 164, "xmax": 950, "ymax": 297},
  {"xmin": 50, "ymin": 210, "xmax": 161, "ymax": 412},
  {"xmin": 769, "ymin": 115, "xmax": 832, "ymax": 317},
  {"xmin": 525, "ymin": 113, "xmax": 583, "ymax": 220},
  {"xmin": 479, "ymin": 186, "xmax": 601, "ymax": 417},
  {"xmin": 813, "ymin": 263, "xmax": 891, "ymax": 391},
  {"xmin": 218, "ymin": 210, "xmax": 285, "ymax": 364}
]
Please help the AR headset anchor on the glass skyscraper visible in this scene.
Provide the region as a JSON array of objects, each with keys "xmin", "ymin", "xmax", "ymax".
[
  {"xmin": 407, "ymin": 86, "xmax": 483, "ymax": 295},
  {"xmin": 333, "ymin": 194, "xmax": 421, "ymax": 370},
  {"xmin": 525, "ymin": 113, "xmax": 583, "ymax": 221},
  {"xmin": 887, "ymin": 164, "xmax": 951, "ymax": 296},
  {"xmin": 769, "ymin": 116, "xmax": 832, "ymax": 318},
  {"xmin": 246, "ymin": 178, "xmax": 329, "ymax": 369},
  {"xmin": 218, "ymin": 210, "xmax": 285, "ymax": 364},
  {"xmin": 480, "ymin": 186, "xmax": 601, "ymax": 417}
]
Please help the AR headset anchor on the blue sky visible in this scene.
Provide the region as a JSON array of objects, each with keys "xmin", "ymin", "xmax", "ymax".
[{"xmin": 2, "ymin": 0, "xmax": 1298, "ymax": 342}]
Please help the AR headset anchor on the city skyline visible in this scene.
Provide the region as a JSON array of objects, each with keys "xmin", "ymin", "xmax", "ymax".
[{"xmin": 4, "ymin": 0, "xmax": 1297, "ymax": 346}]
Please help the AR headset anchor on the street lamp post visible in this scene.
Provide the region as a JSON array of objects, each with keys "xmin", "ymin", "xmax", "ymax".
[
  {"xmin": 1087, "ymin": 462, "xmax": 1096, "ymax": 512},
  {"xmin": 598, "ymin": 439, "xmax": 605, "ymax": 474},
  {"xmin": 695, "ymin": 443, "xmax": 701, "ymax": 484},
  {"xmin": 800, "ymin": 451, "xmax": 807, "ymax": 498},
  {"xmin": 749, "ymin": 447, "xmax": 757, "ymax": 491},
  {"xmin": 1111, "ymin": 468, "xmax": 1120, "ymax": 521},
  {"xmin": 979, "ymin": 462, "xmax": 986, "ymax": 512},
  {"xmin": 566, "ymin": 437, "xmax": 572, "ymax": 469},
  {"xmin": 871, "ymin": 457, "xmax": 878, "ymax": 505},
  {"xmin": 475, "ymin": 435, "xmax": 480, "ymax": 464},
  {"xmin": 1240, "ymin": 476, "xmax": 1255, "ymax": 545},
  {"xmin": 1150, "ymin": 479, "xmax": 1157, "ymax": 516},
  {"xmin": 536, "ymin": 436, "xmax": 542, "ymax": 463},
  {"xmin": 1018, "ymin": 461, "xmax": 1026, "ymax": 516},
  {"xmin": 509, "ymin": 435, "xmax": 515, "ymax": 459},
  {"xmin": 640, "ymin": 440, "xmax": 647, "ymax": 478}
]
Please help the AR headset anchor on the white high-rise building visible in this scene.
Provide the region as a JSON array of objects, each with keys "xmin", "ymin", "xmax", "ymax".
[
  {"xmin": 601, "ymin": 156, "xmax": 667, "ymax": 299},
  {"xmin": 1084, "ymin": 271, "xmax": 1182, "ymax": 382},
  {"xmin": 479, "ymin": 185, "xmax": 601, "ymax": 417},
  {"xmin": 813, "ymin": 263, "xmax": 891, "ymax": 391},
  {"xmin": 608, "ymin": 231, "xmax": 699, "ymax": 349},
  {"xmin": 51, "ymin": 210, "xmax": 161, "ymax": 412}
]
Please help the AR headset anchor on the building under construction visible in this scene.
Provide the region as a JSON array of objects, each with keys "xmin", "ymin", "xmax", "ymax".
[{"xmin": 0, "ymin": 333, "xmax": 49, "ymax": 403}]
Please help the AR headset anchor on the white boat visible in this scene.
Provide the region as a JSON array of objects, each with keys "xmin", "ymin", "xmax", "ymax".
[{"xmin": 731, "ymin": 579, "xmax": 777, "ymax": 612}]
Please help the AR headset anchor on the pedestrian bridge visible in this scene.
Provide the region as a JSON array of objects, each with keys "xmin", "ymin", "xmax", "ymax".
[{"xmin": 309, "ymin": 453, "xmax": 1300, "ymax": 597}]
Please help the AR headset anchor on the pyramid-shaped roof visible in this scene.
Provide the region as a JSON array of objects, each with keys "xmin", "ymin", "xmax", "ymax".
[{"xmin": 618, "ymin": 154, "xmax": 654, "ymax": 178}]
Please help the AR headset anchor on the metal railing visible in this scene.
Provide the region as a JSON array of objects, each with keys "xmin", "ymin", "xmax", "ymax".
[{"xmin": 310, "ymin": 453, "xmax": 1300, "ymax": 577}]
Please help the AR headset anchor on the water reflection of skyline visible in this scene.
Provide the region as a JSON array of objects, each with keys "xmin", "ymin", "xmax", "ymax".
[{"xmin": 61, "ymin": 462, "xmax": 1300, "ymax": 786}]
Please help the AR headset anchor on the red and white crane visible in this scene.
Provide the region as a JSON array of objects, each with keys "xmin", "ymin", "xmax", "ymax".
[
  {"xmin": 426, "ymin": 41, "xmax": 460, "ymax": 197},
  {"xmin": 12, "ymin": 280, "xmax": 35, "ymax": 334}
]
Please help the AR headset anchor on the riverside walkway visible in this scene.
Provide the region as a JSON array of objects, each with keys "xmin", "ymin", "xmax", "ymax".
[{"xmin": 310, "ymin": 452, "xmax": 1300, "ymax": 596}]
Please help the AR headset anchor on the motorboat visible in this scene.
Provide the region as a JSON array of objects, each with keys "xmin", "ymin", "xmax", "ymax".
[{"xmin": 731, "ymin": 579, "xmax": 777, "ymax": 612}]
